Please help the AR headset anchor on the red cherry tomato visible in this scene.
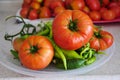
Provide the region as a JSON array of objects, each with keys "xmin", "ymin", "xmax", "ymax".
[
  {"xmin": 39, "ymin": 7, "xmax": 51, "ymax": 18},
  {"xmin": 101, "ymin": 9, "xmax": 116, "ymax": 20},
  {"xmin": 30, "ymin": 1, "xmax": 41, "ymax": 10},
  {"xmin": 110, "ymin": 6, "xmax": 120, "ymax": 17},
  {"xmin": 52, "ymin": 10, "xmax": 94, "ymax": 50},
  {"xmin": 28, "ymin": 9, "xmax": 38, "ymax": 20},
  {"xmin": 53, "ymin": 6, "xmax": 65, "ymax": 16},
  {"xmin": 89, "ymin": 11, "xmax": 101, "ymax": 21},
  {"xmin": 20, "ymin": 7, "xmax": 30, "ymax": 18},
  {"xmin": 70, "ymin": 0, "xmax": 85, "ymax": 10},
  {"xmin": 23, "ymin": 0, "xmax": 32, "ymax": 4},
  {"xmin": 49, "ymin": 0, "xmax": 64, "ymax": 11},
  {"xmin": 86, "ymin": 0, "xmax": 101, "ymax": 11}
]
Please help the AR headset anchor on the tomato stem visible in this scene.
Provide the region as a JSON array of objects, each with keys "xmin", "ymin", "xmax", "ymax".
[
  {"xmin": 30, "ymin": 45, "xmax": 39, "ymax": 53},
  {"xmin": 94, "ymin": 31, "xmax": 102, "ymax": 38},
  {"xmin": 68, "ymin": 19, "xmax": 78, "ymax": 32}
]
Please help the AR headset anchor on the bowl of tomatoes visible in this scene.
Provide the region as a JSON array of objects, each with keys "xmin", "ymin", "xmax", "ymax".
[{"xmin": 16, "ymin": 0, "xmax": 120, "ymax": 24}]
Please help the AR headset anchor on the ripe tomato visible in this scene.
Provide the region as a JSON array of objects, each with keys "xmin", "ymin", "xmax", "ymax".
[
  {"xmin": 28, "ymin": 9, "xmax": 38, "ymax": 20},
  {"xmin": 20, "ymin": 7, "xmax": 30, "ymax": 18},
  {"xmin": 82, "ymin": 6, "xmax": 90, "ymax": 14},
  {"xmin": 64, "ymin": 0, "xmax": 73, "ymax": 9},
  {"xmin": 89, "ymin": 11, "xmax": 101, "ymax": 21},
  {"xmin": 108, "ymin": 1, "xmax": 119, "ymax": 8},
  {"xmin": 86, "ymin": 0, "xmax": 101, "ymax": 11},
  {"xmin": 53, "ymin": 6, "xmax": 65, "ymax": 16},
  {"xmin": 23, "ymin": 0, "xmax": 32, "ymax": 4},
  {"xmin": 52, "ymin": 10, "xmax": 94, "ymax": 50},
  {"xmin": 101, "ymin": 0, "xmax": 110, "ymax": 6},
  {"xmin": 13, "ymin": 37, "xmax": 24, "ymax": 52},
  {"xmin": 70, "ymin": 0, "xmax": 85, "ymax": 10},
  {"xmin": 39, "ymin": 7, "xmax": 51, "ymax": 18},
  {"xmin": 30, "ymin": 1, "xmax": 41, "ymax": 10},
  {"xmin": 101, "ymin": 9, "xmax": 116, "ymax": 20},
  {"xmin": 110, "ymin": 6, "xmax": 120, "ymax": 17},
  {"xmin": 19, "ymin": 35, "xmax": 54, "ymax": 70},
  {"xmin": 49, "ymin": 0, "xmax": 64, "ymax": 11},
  {"xmin": 89, "ymin": 29, "xmax": 114, "ymax": 51},
  {"xmin": 22, "ymin": 3, "xmax": 30, "ymax": 8},
  {"xmin": 100, "ymin": 7, "xmax": 107, "ymax": 14}
]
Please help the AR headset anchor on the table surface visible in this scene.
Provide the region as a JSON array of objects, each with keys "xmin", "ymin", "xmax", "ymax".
[{"xmin": 0, "ymin": 1, "xmax": 120, "ymax": 80}]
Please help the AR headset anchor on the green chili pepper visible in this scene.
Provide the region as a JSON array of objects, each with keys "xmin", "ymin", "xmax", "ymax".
[
  {"xmin": 61, "ymin": 49, "xmax": 83, "ymax": 59},
  {"xmin": 55, "ymin": 58, "xmax": 85, "ymax": 69},
  {"xmin": 85, "ymin": 56, "xmax": 96, "ymax": 65}
]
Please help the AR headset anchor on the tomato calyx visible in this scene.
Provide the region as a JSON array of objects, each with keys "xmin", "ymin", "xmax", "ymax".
[
  {"xmin": 68, "ymin": 19, "xmax": 78, "ymax": 32},
  {"xmin": 94, "ymin": 31, "xmax": 102, "ymax": 38},
  {"xmin": 30, "ymin": 45, "xmax": 39, "ymax": 53}
]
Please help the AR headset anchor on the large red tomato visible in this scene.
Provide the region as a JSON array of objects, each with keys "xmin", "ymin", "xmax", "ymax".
[
  {"xmin": 52, "ymin": 10, "xmax": 94, "ymax": 50},
  {"xmin": 19, "ymin": 35, "xmax": 54, "ymax": 70},
  {"xmin": 89, "ymin": 29, "xmax": 114, "ymax": 51}
]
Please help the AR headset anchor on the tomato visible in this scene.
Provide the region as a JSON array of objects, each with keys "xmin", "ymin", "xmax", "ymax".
[
  {"xmin": 82, "ymin": 6, "xmax": 90, "ymax": 14},
  {"xmin": 28, "ymin": 9, "xmax": 38, "ymax": 20},
  {"xmin": 110, "ymin": 6, "xmax": 120, "ymax": 17},
  {"xmin": 39, "ymin": 7, "xmax": 51, "ymax": 18},
  {"xmin": 89, "ymin": 11, "xmax": 101, "ymax": 21},
  {"xmin": 22, "ymin": 3, "xmax": 30, "ymax": 8},
  {"xmin": 64, "ymin": 0, "xmax": 73, "ymax": 9},
  {"xmin": 101, "ymin": 9, "xmax": 116, "ymax": 20},
  {"xmin": 49, "ymin": 0, "xmax": 64, "ymax": 11},
  {"xmin": 13, "ymin": 37, "xmax": 24, "ymax": 52},
  {"xmin": 53, "ymin": 6, "xmax": 65, "ymax": 16},
  {"xmin": 19, "ymin": 35, "xmax": 54, "ymax": 70},
  {"xmin": 86, "ymin": 0, "xmax": 101, "ymax": 11},
  {"xmin": 89, "ymin": 29, "xmax": 114, "ymax": 51},
  {"xmin": 30, "ymin": 1, "xmax": 41, "ymax": 10},
  {"xmin": 70, "ymin": 0, "xmax": 85, "ymax": 10},
  {"xmin": 33, "ymin": 0, "xmax": 43, "ymax": 3},
  {"xmin": 108, "ymin": 1, "xmax": 119, "ymax": 8},
  {"xmin": 100, "ymin": 7, "xmax": 107, "ymax": 14},
  {"xmin": 23, "ymin": 0, "xmax": 32, "ymax": 4},
  {"xmin": 52, "ymin": 10, "xmax": 94, "ymax": 50},
  {"xmin": 101, "ymin": 0, "xmax": 110, "ymax": 6},
  {"xmin": 20, "ymin": 7, "xmax": 30, "ymax": 18}
]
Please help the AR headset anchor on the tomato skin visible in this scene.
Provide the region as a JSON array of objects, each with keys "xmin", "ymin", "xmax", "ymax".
[
  {"xmin": 30, "ymin": 1, "xmax": 41, "ymax": 10},
  {"xmin": 64, "ymin": 0, "xmax": 73, "ymax": 9},
  {"xmin": 53, "ymin": 6, "xmax": 65, "ymax": 16},
  {"xmin": 89, "ymin": 11, "xmax": 101, "ymax": 21},
  {"xmin": 70, "ymin": 0, "xmax": 85, "ymax": 10},
  {"xmin": 101, "ymin": 9, "xmax": 116, "ymax": 20},
  {"xmin": 20, "ymin": 7, "xmax": 29, "ymax": 18},
  {"xmin": 52, "ymin": 10, "xmax": 94, "ymax": 50},
  {"xmin": 86, "ymin": 0, "xmax": 101, "ymax": 11},
  {"xmin": 49, "ymin": 1, "xmax": 64, "ymax": 11},
  {"xmin": 19, "ymin": 35, "xmax": 54, "ymax": 70},
  {"xmin": 89, "ymin": 30, "xmax": 114, "ymax": 51},
  {"xmin": 13, "ymin": 37, "xmax": 24, "ymax": 52},
  {"xmin": 110, "ymin": 6, "xmax": 120, "ymax": 17},
  {"xmin": 39, "ymin": 7, "xmax": 51, "ymax": 18},
  {"xmin": 28, "ymin": 9, "xmax": 38, "ymax": 20},
  {"xmin": 23, "ymin": 0, "xmax": 32, "ymax": 4}
]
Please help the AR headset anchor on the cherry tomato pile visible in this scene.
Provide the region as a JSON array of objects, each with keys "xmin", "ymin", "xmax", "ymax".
[{"xmin": 20, "ymin": 0, "xmax": 120, "ymax": 21}]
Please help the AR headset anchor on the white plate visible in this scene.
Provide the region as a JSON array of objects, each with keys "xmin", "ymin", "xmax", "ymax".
[{"xmin": 0, "ymin": 23, "xmax": 115, "ymax": 77}]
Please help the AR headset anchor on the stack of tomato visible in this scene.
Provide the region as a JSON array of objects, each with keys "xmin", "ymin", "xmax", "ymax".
[{"xmin": 20, "ymin": 0, "xmax": 120, "ymax": 21}]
